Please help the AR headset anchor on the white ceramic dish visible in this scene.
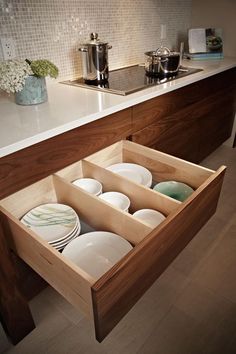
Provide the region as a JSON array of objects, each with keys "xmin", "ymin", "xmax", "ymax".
[
  {"xmin": 133, "ymin": 209, "xmax": 166, "ymax": 228},
  {"xmin": 72, "ymin": 178, "xmax": 102, "ymax": 196},
  {"xmin": 106, "ymin": 163, "xmax": 152, "ymax": 187},
  {"xmin": 50, "ymin": 223, "xmax": 81, "ymax": 247},
  {"xmin": 62, "ymin": 231, "xmax": 133, "ymax": 279},
  {"xmin": 153, "ymin": 181, "xmax": 194, "ymax": 202},
  {"xmin": 21, "ymin": 203, "xmax": 80, "ymax": 243},
  {"xmin": 99, "ymin": 191, "xmax": 130, "ymax": 212}
]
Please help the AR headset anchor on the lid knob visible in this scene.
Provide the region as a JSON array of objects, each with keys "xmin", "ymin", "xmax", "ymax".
[
  {"xmin": 90, "ymin": 33, "xmax": 99, "ymax": 40},
  {"xmin": 155, "ymin": 46, "xmax": 171, "ymax": 55}
]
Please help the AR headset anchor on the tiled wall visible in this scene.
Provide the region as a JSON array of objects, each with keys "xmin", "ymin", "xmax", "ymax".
[{"xmin": 0, "ymin": 0, "xmax": 192, "ymax": 79}]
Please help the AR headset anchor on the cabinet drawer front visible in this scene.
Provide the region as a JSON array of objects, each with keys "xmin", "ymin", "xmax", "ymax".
[
  {"xmin": 0, "ymin": 108, "xmax": 132, "ymax": 200},
  {"xmin": 132, "ymin": 67, "xmax": 236, "ymax": 132},
  {"xmin": 0, "ymin": 140, "xmax": 226, "ymax": 343}
]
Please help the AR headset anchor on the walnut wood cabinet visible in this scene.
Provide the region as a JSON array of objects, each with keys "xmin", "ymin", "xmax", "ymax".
[
  {"xmin": 131, "ymin": 68, "xmax": 236, "ymax": 163},
  {"xmin": 0, "ymin": 68, "xmax": 235, "ymax": 344},
  {"xmin": 0, "ymin": 108, "xmax": 133, "ymax": 343}
]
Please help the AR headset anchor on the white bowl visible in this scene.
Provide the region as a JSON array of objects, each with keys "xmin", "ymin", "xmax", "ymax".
[
  {"xmin": 133, "ymin": 208, "xmax": 166, "ymax": 228},
  {"xmin": 72, "ymin": 178, "xmax": 102, "ymax": 196},
  {"xmin": 106, "ymin": 163, "xmax": 152, "ymax": 187},
  {"xmin": 62, "ymin": 231, "xmax": 133, "ymax": 279},
  {"xmin": 99, "ymin": 191, "xmax": 130, "ymax": 211}
]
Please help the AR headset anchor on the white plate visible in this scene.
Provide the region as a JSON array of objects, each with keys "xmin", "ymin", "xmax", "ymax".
[
  {"xmin": 133, "ymin": 209, "xmax": 166, "ymax": 228},
  {"xmin": 50, "ymin": 222, "xmax": 81, "ymax": 246},
  {"xmin": 106, "ymin": 163, "xmax": 152, "ymax": 187},
  {"xmin": 62, "ymin": 231, "xmax": 133, "ymax": 279},
  {"xmin": 21, "ymin": 203, "xmax": 79, "ymax": 243}
]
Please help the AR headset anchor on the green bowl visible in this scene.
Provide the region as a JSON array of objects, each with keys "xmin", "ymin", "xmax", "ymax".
[{"xmin": 153, "ymin": 181, "xmax": 194, "ymax": 202}]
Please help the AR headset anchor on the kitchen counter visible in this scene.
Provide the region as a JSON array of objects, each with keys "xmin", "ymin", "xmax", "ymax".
[{"xmin": 0, "ymin": 58, "xmax": 236, "ymax": 158}]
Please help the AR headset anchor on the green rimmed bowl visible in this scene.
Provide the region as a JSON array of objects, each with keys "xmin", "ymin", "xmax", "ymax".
[{"xmin": 153, "ymin": 181, "xmax": 194, "ymax": 202}]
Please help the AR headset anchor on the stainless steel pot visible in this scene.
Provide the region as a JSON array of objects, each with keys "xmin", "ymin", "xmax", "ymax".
[
  {"xmin": 145, "ymin": 46, "xmax": 180, "ymax": 77},
  {"xmin": 79, "ymin": 33, "xmax": 112, "ymax": 84}
]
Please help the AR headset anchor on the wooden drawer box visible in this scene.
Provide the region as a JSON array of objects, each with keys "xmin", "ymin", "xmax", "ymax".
[{"xmin": 0, "ymin": 140, "xmax": 226, "ymax": 342}]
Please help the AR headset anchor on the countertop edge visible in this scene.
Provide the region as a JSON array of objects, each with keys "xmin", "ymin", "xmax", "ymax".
[{"xmin": 1, "ymin": 59, "xmax": 235, "ymax": 158}]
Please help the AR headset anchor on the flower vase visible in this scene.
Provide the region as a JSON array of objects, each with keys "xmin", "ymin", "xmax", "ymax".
[{"xmin": 15, "ymin": 75, "xmax": 48, "ymax": 105}]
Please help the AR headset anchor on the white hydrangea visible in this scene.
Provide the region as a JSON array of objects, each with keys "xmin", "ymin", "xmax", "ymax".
[{"xmin": 0, "ymin": 60, "xmax": 33, "ymax": 94}]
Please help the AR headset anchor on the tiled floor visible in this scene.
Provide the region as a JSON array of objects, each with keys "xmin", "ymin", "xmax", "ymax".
[{"xmin": 1, "ymin": 145, "xmax": 235, "ymax": 354}]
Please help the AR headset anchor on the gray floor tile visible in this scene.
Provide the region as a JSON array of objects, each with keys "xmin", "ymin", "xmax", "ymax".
[
  {"xmin": 137, "ymin": 306, "xmax": 202, "ymax": 354},
  {"xmin": 193, "ymin": 222, "xmax": 236, "ymax": 304},
  {"xmin": 40, "ymin": 286, "xmax": 84, "ymax": 325},
  {"xmin": 5, "ymin": 294, "xmax": 72, "ymax": 354}
]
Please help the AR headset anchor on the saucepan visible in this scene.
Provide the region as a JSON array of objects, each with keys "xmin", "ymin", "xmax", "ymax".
[{"xmin": 145, "ymin": 46, "xmax": 181, "ymax": 78}]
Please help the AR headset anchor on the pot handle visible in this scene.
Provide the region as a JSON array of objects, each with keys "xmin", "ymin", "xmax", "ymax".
[
  {"xmin": 108, "ymin": 45, "xmax": 112, "ymax": 50},
  {"xmin": 78, "ymin": 47, "xmax": 88, "ymax": 52}
]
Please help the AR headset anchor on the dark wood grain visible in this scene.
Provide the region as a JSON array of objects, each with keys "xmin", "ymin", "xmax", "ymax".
[
  {"xmin": 91, "ymin": 167, "xmax": 226, "ymax": 342},
  {"xmin": 131, "ymin": 97, "xmax": 200, "ymax": 162},
  {"xmin": 0, "ymin": 109, "xmax": 132, "ymax": 200},
  {"xmin": 131, "ymin": 87, "xmax": 236, "ymax": 163},
  {"xmin": 132, "ymin": 67, "xmax": 236, "ymax": 132},
  {"xmin": 0, "ymin": 215, "xmax": 35, "ymax": 344},
  {"xmin": 198, "ymin": 92, "xmax": 236, "ymax": 161}
]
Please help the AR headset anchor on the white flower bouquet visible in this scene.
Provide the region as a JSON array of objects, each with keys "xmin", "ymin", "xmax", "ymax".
[
  {"xmin": 0, "ymin": 59, "xmax": 59, "ymax": 94},
  {"xmin": 0, "ymin": 60, "xmax": 33, "ymax": 93}
]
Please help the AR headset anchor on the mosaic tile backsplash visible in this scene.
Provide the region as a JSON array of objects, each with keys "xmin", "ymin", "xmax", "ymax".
[{"xmin": 0, "ymin": 0, "xmax": 192, "ymax": 79}]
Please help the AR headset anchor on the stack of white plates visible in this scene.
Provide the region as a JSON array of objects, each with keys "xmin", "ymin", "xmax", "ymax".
[
  {"xmin": 21, "ymin": 203, "xmax": 81, "ymax": 250},
  {"xmin": 106, "ymin": 163, "xmax": 152, "ymax": 187}
]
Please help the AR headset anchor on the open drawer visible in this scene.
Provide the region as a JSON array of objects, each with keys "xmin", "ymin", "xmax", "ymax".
[{"xmin": 0, "ymin": 140, "xmax": 226, "ymax": 342}]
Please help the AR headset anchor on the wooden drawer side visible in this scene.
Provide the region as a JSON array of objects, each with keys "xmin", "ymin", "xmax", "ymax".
[
  {"xmin": 122, "ymin": 140, "xmax": 213, "ymax": 188},
  {"xmin": 0, "ymin": 208, "xmax": 94, "ymax": 319},
  {"xmin": 91, "ymin": 166, "xmax": 226, "ymax": 342},
  {"xmin": 53, "ymin": 175, "xmax": 153, "ymax": 245},
  {"xmin": 80, "ymin": 160, "xmax": 180, "ymax": 216}
]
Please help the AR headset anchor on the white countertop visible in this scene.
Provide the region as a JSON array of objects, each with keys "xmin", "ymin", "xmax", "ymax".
[{"xmin": 0, "ymin": 58, "xmax": 235, "ymax": 158}]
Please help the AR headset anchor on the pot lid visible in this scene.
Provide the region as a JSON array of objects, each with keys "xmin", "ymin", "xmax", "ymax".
[
  {"xmin": 155, "ymin": 46, "xmax": 171, "ymax": 55},
  {"xmin": 82, "ymin": 33, "xmax": 109, "ymax": 46},
  {"xmin": 145, "ymin": 46, "xmax": 179, "ymax": 57}
]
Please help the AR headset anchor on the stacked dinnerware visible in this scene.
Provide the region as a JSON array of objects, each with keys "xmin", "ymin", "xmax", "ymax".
[
  {"xmin": 21, "ymin": 203, "xmax": 81, "ymax": 250},
  {"xmin": 62, "ymin": 231, "xmax": 133, "ymax": 280},
  {"xmin": 106, "ymin": 163, "xmax": 152, "ymax": 187}
]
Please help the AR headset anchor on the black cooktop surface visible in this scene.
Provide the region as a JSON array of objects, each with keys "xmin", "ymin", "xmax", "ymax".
[{"xmin": 61, "ymin": 65, "xmax": 203, "ymax": 96}]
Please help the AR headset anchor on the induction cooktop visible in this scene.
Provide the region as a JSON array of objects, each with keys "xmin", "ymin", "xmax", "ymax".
[{"xmin": 61, "ymin": 65, "xmax": 203, "ymax": 96}]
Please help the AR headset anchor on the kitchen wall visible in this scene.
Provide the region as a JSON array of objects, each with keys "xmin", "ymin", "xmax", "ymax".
[
  {"xmin": 0, "ymin": 0, "xmax": 192, "ymax": 79},
  {"xmin": 191, "ymin": 0, "xmax": 236, "ymax": 57}
]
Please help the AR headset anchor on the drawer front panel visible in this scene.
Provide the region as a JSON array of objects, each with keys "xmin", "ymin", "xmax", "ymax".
[
  {"xmin": 132, "ymin": 87, "xmax": 236, "ymax": 163},
  {"xmin": 0, "ymin": 108, "xmax": 132, "ymax": 200},
  {"xmin": 132, "ymin": 68, "xmax": 236, "ymax": 133},
  {"xmin": 91, "ymin": 166, "xmax": 226, "ymax": 342}
]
